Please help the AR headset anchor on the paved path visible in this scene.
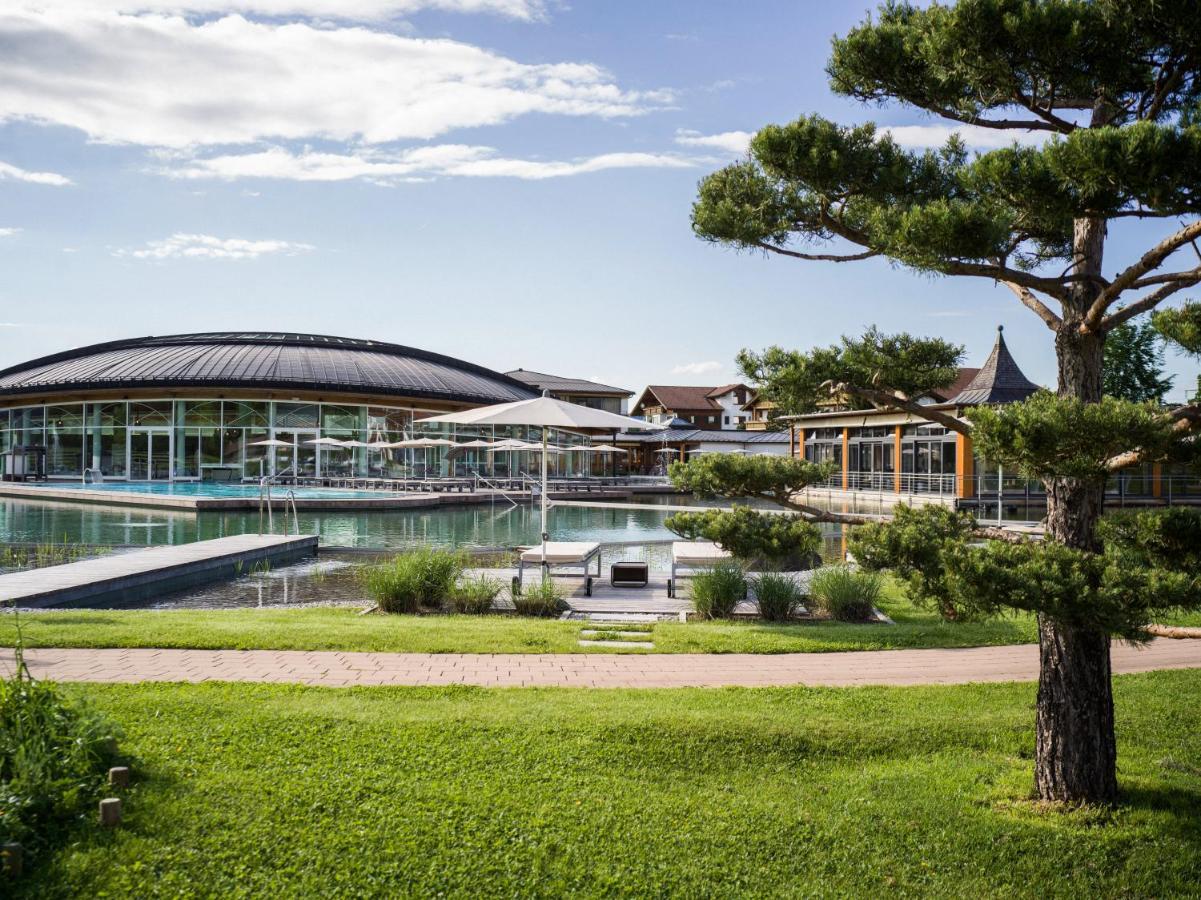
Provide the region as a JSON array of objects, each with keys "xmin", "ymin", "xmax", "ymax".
[{"xmin": 3, "ymin": 639, "xmax": 1199, "ymax": 688}]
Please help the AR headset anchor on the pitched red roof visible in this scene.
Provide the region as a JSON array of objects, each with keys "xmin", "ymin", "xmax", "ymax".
[
  {"xmin": 633, "ymin": 385, "xmax": 722, "ymax": 413},
  {"xmin": 928, "ymin": 367, "xmax": 980, "ymax": 402}
]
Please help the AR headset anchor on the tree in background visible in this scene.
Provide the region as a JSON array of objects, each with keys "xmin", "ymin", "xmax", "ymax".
[
  {"xmin": 686, "ymin": 0, "xmax": 1201, "ymax": 803},
  {"xmin": 1102, "ymin": 318, "xmax": 1173, "ymax": 402}
]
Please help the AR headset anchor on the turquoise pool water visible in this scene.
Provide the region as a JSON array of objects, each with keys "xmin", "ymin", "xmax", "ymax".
[{"xmin": 16, "ymin": 482, "xmax": 388, "ymax": 499}]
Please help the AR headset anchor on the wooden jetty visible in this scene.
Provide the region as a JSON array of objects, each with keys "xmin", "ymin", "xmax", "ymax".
[{"xmin": 0, "ymin": 534, "xmax": 318, "ymax": 607}]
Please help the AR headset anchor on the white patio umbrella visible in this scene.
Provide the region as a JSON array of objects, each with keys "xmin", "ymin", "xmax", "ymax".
[
  {"xmin": 247, "ymin": 438, "xmax": 290, "ymax": 447},
  {"xmin": 305, "ymin": 437, "xmax": 347, "ymax": 446},
  {"xmin": 415, "ymin": 394, "xmax": 664, "ymax": 570}
]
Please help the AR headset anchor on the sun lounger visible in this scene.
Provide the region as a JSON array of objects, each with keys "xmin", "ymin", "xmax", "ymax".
[
  {"xmin": 668, "ymin": 541, "xmax": 733, "ymax": 598},
  {"xmin": 517, "ymin": 541, "xmax": 602, "ymax": 596}
]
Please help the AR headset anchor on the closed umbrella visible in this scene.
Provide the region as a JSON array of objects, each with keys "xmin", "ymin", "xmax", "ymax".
[{"xmin": 416, "ymin": 394, "xmax": 664, "ymax": 570}]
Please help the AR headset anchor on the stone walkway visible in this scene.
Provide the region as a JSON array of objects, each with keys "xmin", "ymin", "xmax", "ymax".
[{"xmin": 3, "ymin": 639, "xmax": 1199, "ymax": 688}]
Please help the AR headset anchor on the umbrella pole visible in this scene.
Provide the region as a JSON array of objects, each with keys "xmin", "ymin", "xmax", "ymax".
[{"xmin": 540, "ymin": 429, "xmax": 549, "ymax": 580}]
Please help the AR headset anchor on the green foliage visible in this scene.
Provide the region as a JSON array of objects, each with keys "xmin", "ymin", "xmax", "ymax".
[
  {"xmin": 1096, "ymin": 508, "xmax": 1201, "ymax": 574},
  {"xmin": 664, "ymin": 506, "xmax": 822, "ymax": 569},
  {"xmin": 751, "ymin": 572, "xmax": 805, "ymax": 622},
  {"xmin": 691, "ymin": 562, "xmax": 748, "ymax": 619},
  {"xmin": 1, "ymin": 641, "xmax": 120, "ymax": 849},
  {"xmin": 669, "ymin": 452, "xmax": 834, "ymax": 503},
  {"xmin": 446, "ymin": 576, "xmax": 502, "ymax": 615},
  {"xmin": 361, "ymin": 548, "xmax": 467, "ymax": 614},
  {"xmin": 851, "ymin": 504, "xmax": 977, "ymax": 619},
  {"xmin": 1153, "ymin": 303, "xmax": 1201, "ymax": 357},
  {"xmin": 737, "ymin": 327, "xmax": 963, "ymax": 414},
  {"xmin": 511, "ymin": 577, "xmax": 567, "ymax": 618},
  {"xmin": 852, "ymin": 505, "xmax": 1201, "ymax": 640},
  {"xmin": 809, "ymin": 566, "xmax": 883, "ymax": 622},
  {"xmin": 1102, "ymin": 319, "xmax": 1173, "ymax": 402},
  {"xmin": 965, "ymin": 391, "xmax": 1175, "ymax": 481}
]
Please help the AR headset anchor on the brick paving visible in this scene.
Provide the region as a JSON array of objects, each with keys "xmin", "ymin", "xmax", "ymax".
[{"xmin": 2, "ymin": 639, "xmax": 1199, "ymax": 688}]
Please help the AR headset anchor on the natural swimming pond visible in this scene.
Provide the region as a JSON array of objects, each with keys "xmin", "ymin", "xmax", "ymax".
[
  {"xmin": 0, "ymin": 494, "xmax": 844, "ymax": 608},
  {"xmin": 13, "ymin": 482, "xmax": 393, "ymax": 499}
]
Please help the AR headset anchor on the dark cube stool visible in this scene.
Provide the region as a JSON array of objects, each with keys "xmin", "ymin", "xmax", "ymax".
[{"xmin": 610, "ymin": 561, "xmax": 649, "ymax": 588}]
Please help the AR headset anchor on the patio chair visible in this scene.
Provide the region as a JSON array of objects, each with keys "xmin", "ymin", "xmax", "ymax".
[
  {"xmin": 516, "ymin": 541, "xmax": 602, "ymax": 597},
  {"xmin": 668, "ymin": 541, "xmax": 734, "ymax": 598}
]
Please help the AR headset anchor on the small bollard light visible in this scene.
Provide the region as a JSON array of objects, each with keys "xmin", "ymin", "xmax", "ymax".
[
  {"xmin": 99, "ymin": 798, "xmax": 123, "ymax": 827},
  {"xmin": 2, "ymin": 843, "xmax": 22, "ymax": 878},
  {"xmin": 678, "ymin": 610, "xmax": 687, "ymax": 623},
  {"xmin": 108, "ymin": 766, "xmax": 131, "ymax": 788}
]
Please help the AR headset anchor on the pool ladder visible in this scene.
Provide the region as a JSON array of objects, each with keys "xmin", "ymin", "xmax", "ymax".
[{"xmin": 258, "ymin": 477, "xmax": 300, "ymax": 536}]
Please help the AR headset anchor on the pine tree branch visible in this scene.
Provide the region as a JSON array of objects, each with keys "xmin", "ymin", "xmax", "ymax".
[
  {"xmin": 1001, "ymin": 281, "xmax": 1063, "ymax": 330},
  {"xmin": 1100, "ymin": 276, "xmax": 1201, "ymax": 332},
  {"xmin": 752, "ymin": 241, "xmax": 878, "ymax": 263},
  {"xmin": 931, "ymin": 107, "xmax": 1067, "ymax": 134},
  {"xmin": 1103, "ymin": 404, "xmax": 1201, "ymax": 472},
  {"xmin": 825, "ymin": 381, "xmax": 972, "ymax": 436},
  {"xmin": 1084, "ymin": 220, "xmax": 1201, "ymax": 329}
]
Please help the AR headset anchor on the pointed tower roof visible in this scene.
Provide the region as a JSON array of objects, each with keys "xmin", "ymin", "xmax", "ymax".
[{"xmin": 951, "ymin": 326, "xmax": 1040, "ymax": 405}]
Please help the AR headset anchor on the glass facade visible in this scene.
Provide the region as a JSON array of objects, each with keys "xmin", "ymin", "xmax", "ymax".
[{"xmin": 0, "ymin": 398, "xmax": 596, "ymax": 481}]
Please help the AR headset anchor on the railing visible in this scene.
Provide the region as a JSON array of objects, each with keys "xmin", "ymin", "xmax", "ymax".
[{"xmin": 284, "ymin": 490, "xmax": 299, "ymax": 535}]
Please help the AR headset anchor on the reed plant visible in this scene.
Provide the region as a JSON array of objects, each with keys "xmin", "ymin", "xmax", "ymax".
[
  {"xmin": 511, "ymin": 577, "xmax": 567, "ymax": 618},
  {"xmin": 691, "ymin": 562, "xmax": 747, "ymax": 619},
  {"xmin": 360, "ymin": 547, "xmax": 467, "ymax": 614},
  {"xmin": 809, "ymin": 566, "xmax": 882, "ymax": 622},
  {"xmin": 446, "ymin": 575, "xmax": 503, "ymax": 615},
  {"xmin": 752, "ymin": 572, "xmax": 804, "ymax": 622}
]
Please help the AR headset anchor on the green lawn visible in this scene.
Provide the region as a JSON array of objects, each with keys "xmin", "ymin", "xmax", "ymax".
[
  {"xmin": 16, "ymin": 671, "xmax": 1201, "ymax": 898},
  {"xmin": 1, "ymin": 594, "xmax": 1043, "ymax": 654}
]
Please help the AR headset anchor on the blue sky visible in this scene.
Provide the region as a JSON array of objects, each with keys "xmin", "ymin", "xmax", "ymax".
[{"xmin": 0, "ymin": 1, "xmax": 1197, "ymax": 399}]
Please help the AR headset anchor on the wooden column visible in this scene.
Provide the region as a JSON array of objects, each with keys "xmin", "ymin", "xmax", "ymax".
[
  {"xmin": 841, "ymin": 428, "xmax": 849, "ymax": 490},
  {"xmin": 1152, "ymin": 463, "xmax": 1163, "ymax": 499},
  {"xmin": 893, "ymin": 425, "xmax": 902, "ymax": 493},
  {"xmin": 795, "ymin": 427, "xmax": 805, "ymax": 459},
  {"xmin": 956, "ymin": 433, "xmax": 975, "ymax": 499}
]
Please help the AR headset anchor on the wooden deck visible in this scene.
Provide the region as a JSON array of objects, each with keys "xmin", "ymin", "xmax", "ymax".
[
  {"xmin": 0, "ymin": 534, "xmax": 318, "ymax": 607},
  {"xmin": 467, "ymin": 567, "xmax": 762, "ymax": 617}
]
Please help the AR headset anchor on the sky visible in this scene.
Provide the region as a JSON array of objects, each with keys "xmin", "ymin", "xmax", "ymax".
[{"xmin": 0, "ymin": 0, "xmax": 1197, "ymax": 401}]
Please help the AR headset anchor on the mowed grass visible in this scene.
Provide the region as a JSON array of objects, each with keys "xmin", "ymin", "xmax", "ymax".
[
  {"xmin": 0, "ymin": 587, "xmax": 1048, "ymax": 654},
  {"xmin": 16, "ymin": 671, "xmax": 1201, "ymax": 898}
]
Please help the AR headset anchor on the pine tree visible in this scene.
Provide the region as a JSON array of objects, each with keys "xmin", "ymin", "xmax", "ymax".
[
  {"xmin": 1102, "ymin": 319, "xmax": 1173, "ymax": 402},
  {"xmin": 687, "ymin": 0, "xmax": 1201, "ymax": 803}
]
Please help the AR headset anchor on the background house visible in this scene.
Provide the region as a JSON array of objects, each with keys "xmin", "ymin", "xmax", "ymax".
[{"xmin": 631, "ymin": 384, "xmax": 752, "ymax": 429}]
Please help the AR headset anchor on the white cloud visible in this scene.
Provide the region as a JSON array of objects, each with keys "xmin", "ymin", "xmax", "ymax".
[
  {"xmin": 0, "ymin": 159, "xmax": 72, "ymax": 185},
  {"xmin": 115, "ymin": 233, "xmax": 315, "ymax": 260},
  {"xmin": 0, "ymin": 10, "xmax": 670, "ymax": 148},
  {"xmin": 674, "ymin": 129, "xmax": 752, "ymax": 155},
  {"xmin": 23, "ymin": 1, "xmax": 549, "ymax": 20},
  {"xmin": 0, "ymin": 227, "xmax": 22, "ymax": 237},
  {"xmin": 161, "ymin": 144, "xmax": 696, "ymax": 182},
  {"xmin": 883, "ymin": 124, "xmax": 1048, "ymax": 150},
  {"xmin": 671, "ymin": 361, "xmax": 724, "ymax": 376}
]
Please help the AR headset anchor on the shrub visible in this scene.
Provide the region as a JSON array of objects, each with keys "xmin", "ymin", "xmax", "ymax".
[
  {"xmin": 691, "ymin": 562, "xmax": 747, "ymax": 619},
  {"xmin": 809, "ymin": 566, "xmax": 882, "ymax": 622},
  {"xmin": 665, "ymin": 506, "xmax": 822, "ymax": 570},
  {"xmin": 511, "ymin": 577, "xmax": 567, "ymax": 618},
  {"xmin": 1, "ymin": 639, "xmax": 120, "ymax": 852},
  {"xmin": 360, "ymin": 547, "xmax": 466, "ymax": 614},
  {"xmin": 447, "ymin": 575, "xmax": 503, "ymax": 615},
  {"xmin": 752, "ymin": 572, "xmax": 804, "ymax": 621}
]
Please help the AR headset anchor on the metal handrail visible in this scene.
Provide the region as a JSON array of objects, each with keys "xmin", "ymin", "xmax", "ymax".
[
  {"xmin": 258, "ymin": 475, "xmax": 273, "ymax": 535},
  {"xmin": 284, "ymin": 490, "xmax": 299, "ymax": 535}
]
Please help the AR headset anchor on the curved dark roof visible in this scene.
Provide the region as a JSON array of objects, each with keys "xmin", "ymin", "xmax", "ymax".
[{"xmin": 0, "ymin": 332, "xmax": 537, "ymax": 406}]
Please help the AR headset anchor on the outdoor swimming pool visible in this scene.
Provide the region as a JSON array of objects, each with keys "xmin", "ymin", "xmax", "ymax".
[{"xmin": 13, "ymin": 482, "xmax": 390, "ymax": 500}]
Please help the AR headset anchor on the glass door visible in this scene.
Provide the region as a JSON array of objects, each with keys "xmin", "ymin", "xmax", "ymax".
[
  {"xmin": 272, "ymin": 430, "xmax": 319, "ymax": 478},
  {"xmin": 128, "ymin": 429, "xmax": 172, "ymax": 481}
]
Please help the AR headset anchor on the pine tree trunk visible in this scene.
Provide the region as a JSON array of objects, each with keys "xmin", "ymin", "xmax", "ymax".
[{"xmin": 1033, "ymin": 208, "xmax": 1119, "ymax": 804}]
